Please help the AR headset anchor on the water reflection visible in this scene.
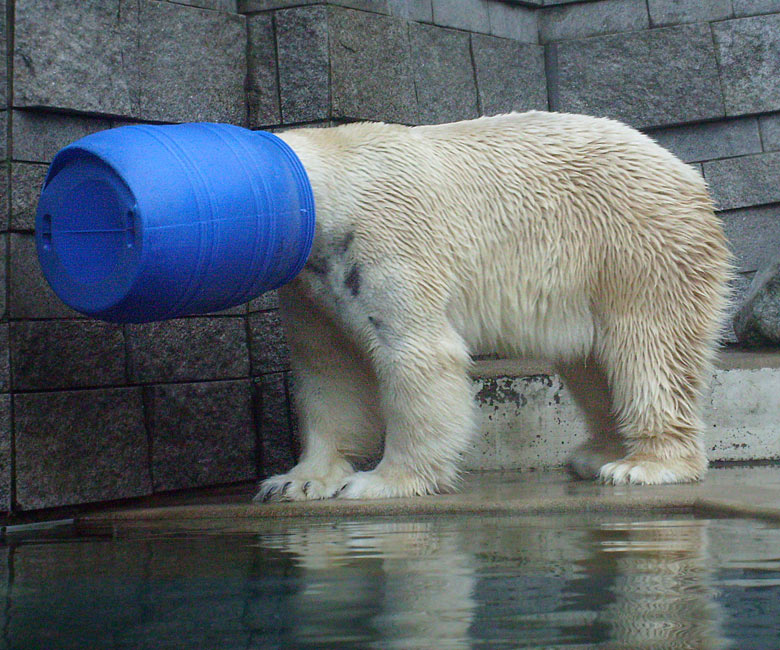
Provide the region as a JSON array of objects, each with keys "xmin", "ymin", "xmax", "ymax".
[
  {"xmin": 0, "ymin": 515, "xmax": 778, "ymax": 649},
  {"xmin": 262, "ymin": 521, "xmax": 476, "ymax": 649},
  {"xmin": 591, "ymin": 520, "xmax": 725, "ymax": 649}
]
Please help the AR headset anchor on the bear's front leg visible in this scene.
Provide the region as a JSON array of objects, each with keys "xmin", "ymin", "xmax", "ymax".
[
  {"xmin": 337, "ymin": 324, "xmax": 476, "ymax": 499},
  {"xmin": 255, "ymin": 286, "xmax": 384, "ymax": 502}
]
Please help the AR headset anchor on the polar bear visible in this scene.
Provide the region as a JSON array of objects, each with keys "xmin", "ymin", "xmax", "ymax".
[{"xmin": 256, "ymin": 111, "xmax": 732, "ymax": 502}]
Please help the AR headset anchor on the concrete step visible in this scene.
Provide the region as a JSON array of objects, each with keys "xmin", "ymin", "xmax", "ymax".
[{"xmin": 466, "ymin": 350, "xmax": 780, "ymax": 471}]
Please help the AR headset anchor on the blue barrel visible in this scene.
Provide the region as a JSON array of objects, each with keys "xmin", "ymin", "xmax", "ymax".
[{"xmin": 35, "ymin": 123, "xmax": 315, "ymax": 323}]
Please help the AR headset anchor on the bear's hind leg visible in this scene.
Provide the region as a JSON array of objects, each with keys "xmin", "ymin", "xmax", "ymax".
[
  {"xmin": 595, "ymin": 317, "xmax": 711, "ymax": 485},
  {"xmin": 556, "ymin": 358, "xmax": 627, "ymax": 480}
]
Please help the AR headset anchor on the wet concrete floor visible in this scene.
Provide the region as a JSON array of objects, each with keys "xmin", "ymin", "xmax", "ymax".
[{"xmin": 73, "ymin": 464, "xmax": 780, "ymax": 535}]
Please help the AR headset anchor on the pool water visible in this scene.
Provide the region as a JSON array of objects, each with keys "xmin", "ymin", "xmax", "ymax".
[{"xmin": 1, "ymin": 513, "xmax": 779, "ymax": 649}]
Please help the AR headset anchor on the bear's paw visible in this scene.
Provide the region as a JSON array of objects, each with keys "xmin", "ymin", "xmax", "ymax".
[
  {"xmin": 336, "ymin": 469, "xmax": 436, "ymax": 500},
  {"xmin": 255, "ymin": 460, "xmax": 355, "ymax": 502},
  {"xmin": 598, "ymin": 454, "xmax": 706, "ymax": 485}
]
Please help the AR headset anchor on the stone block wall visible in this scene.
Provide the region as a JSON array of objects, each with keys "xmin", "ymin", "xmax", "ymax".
[{"xmin": 1, "ymin": 0, "xmax": 779, "ymax": 513}]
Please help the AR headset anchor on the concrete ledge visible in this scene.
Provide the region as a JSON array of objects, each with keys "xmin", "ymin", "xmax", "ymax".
[
  {"xmin": 74, "ymin": 465, "xmax": 780, "ymax": 535},
  {"xmin": 713, "ymin": 348, "xmax": 780, "ymax": 369},
  {"xmin": 471, "ymin": 349, "xmax": 780, "ymax": 376},
  {"xmin": 467, "ymin": 350, "xmax": 780, "ymax": 471}
]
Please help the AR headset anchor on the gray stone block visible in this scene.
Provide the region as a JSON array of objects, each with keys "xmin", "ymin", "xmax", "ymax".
[
  {"xmin": 0, "ymin": 324, "xmax": 8, "ymax": 392},
  {"xmin": 204, "ymin": 303, "xmax": 246, "ymax": 316},
  {"xmin": 759, "ymin": 113, "xmax": 780, "ymax": 152},
  {"xmin": 10, "ymin": 163, "xmax": 48, "ymax": 231},
  {"xmin": 0, "ymin": 395, "xmax": 10, "ymax": 512},
  {"xmin": 240, "ymin": 0, "xmax": 388, "ymax": 11},
  {"xmin": 719, "ymin": 203, "xmax": 780, "ymax": 273},
  {"xmin": 554, "ymin": 24, "xmax": 725, "ymax": 129},
  {"xmin": 276, "ymin": 6, "xmax": 330, "ymax": 123},
  {"xmin": 0, "ymin": 164, "xmax": 8, "ymax": 231},
  {"xmin": 110, "ymin": 119, "xmax": 144, "ymax": 129},
  {"xmin": 0, "ymin": 235, "xmax": 6, "ymax": 319},
  {"xmin": 703, "ymin": 152, "xmax": 780, "ymax": 211},
  {"xmin": 388, "ymin": 0, "xmax": 433, "ymax": 21},
  {"xmin": 410, "ymin": 23, "xmax": 478, "ymax": 125},
  {"xmin": 329, "ymin": 7, "xmax": 419, "ymax": 124},
  {"xmin": 472, "ymin": 35, "xmax": 547, "ymax": 115},
  {"xmin": 8, "ymin": 234, "xmax": 81, "ymax": 319},
  {"xmin": 431, "ymin": 0, "xmax": 490, "ymax": 33},
  {"xmin": 645, "ymin": 117, "xmax": 762, "ymax": 164},
  {"xmin": 734, "ymin": 253, "xmax": 780, "ymax": 347},
  {"xmin": 648, "ymin": 0, "xmax": 732, "ymax": 26},
  {"xmin": 146, "ymin": 380, "xmax": 257, "ymax": 491},
  {"xmin": 127, "ymin": 317, "xmax": 249, "ymax": 383},
  {"xmin": 248, "ymin": 289, "xmax": 280, "ymax": 312},
  {"xmin": 0, "ymin": 112, "xmax": 6, "ymax": 161},
  {"xmin": 15, "ymin": 387, "xmax": 151, "ymax": 509},
  {"xmin": 247, "ymin": 14, "xmax": 281, "ymax": 128},
  {"xmin": 487, "ymin": 2, "xmax": 537, "ymax": 42},
  {"xmin": 10, "ymin": 320, "xmax": 126, "ymax": 391},
  {"xmin": 733, "ymin": 0, "xmax": 780, "ymax": 18},
  {"xmin": 249, "ymin": 310, "xmax": 290, "ymax": 374},
  {"xmin": 712, "ymin": 14, "xmax": 780, "ymax": 116},
  {"xmin": 267, "ymin": 5, "xmax": 421, "ymax": 124},
  {"xmin": 11, "ymin": 110, "xmax": 114, "ymax": 163},
  {"xmin": 13, "ymin": 0, "xmax": 140, "ymax": 116},
  {"xmin": 169, "ymin": 0, "xmax": 238, "ymax": 10},
  {"xmin": 138, "ymin": 1, "xmax": 246, "ymax": 123},
  {"xmin": 539, "ymin": 0, "xmax": 648, "ymax": 43},
  {"xmin": 14, "ymin": 0, "xmax": 245, "ymax": 123},
  {"xmin": 0, "ymin": 52, "xmax": 6, "ymax": 110},
  {"xmin": 726, "ymin": 272, "xmax": 755, "ymax": 334},
  {"xmin": 256, "ymin": 372, "xmax": 296, "ymax": 476}
]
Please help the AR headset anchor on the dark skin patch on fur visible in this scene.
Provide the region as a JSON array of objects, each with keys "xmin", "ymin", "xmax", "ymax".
[
  {"xmin": 345, "ymin": 264, "xmax": 361, "ymax": 296},
  {"xmin": 340, "ymin": 231, "xmax": 355, "ymax": 254},
  {"xmin": 368, "ymin": 315, "xmax": 382, "ymax": 329},
  {"xmin": 305, "ymin": 258, "xmax": 328, "ymax": 275}
]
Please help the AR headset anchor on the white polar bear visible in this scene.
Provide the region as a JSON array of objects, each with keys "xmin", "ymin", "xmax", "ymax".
[{"xmin": 256, "ymin": 111, "xmax": 732, "ymax": 502}]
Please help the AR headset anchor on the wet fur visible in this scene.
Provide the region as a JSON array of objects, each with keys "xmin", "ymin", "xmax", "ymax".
[{"xmin": 257, "ymin": 111, "xmax": 732, "ymax": 501}]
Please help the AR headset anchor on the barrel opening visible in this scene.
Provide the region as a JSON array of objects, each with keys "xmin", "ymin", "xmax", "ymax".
[{"xmin": 52, "ymin": 179, "xmax": 130, "ymax": 285}]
